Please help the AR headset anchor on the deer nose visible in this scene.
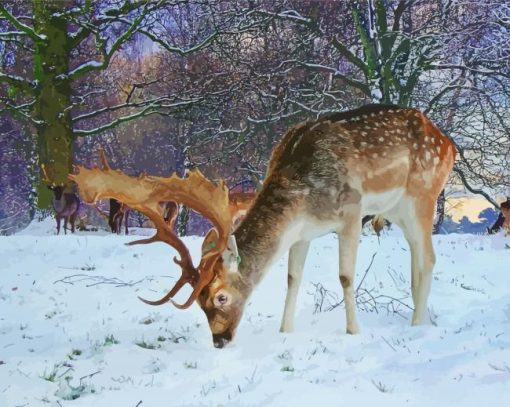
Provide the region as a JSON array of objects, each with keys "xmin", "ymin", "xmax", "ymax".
[{"xmin": 213, "ymin": 333, "xmax": 231, "ymax": 349}]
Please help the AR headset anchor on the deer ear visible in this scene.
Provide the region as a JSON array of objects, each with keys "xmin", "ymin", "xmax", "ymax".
[{"xmin": 201, "ymin": 228, "xmax": 219, "ymax": 255}]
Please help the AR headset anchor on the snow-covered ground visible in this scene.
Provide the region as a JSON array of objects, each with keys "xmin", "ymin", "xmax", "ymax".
[{"xmin": 2, "ymin": 218, "xmax": 510, "ymax": 406}]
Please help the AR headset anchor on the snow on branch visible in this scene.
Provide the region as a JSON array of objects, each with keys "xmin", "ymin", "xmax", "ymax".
[
  {"xmin": 253, "ymin": 9, "xmax": 315, "ymax": 27},
  {"xmin": 67, "ymin": 5, "xmax": 149, "ymax": 80},
  {"xmin": 0, "ymin": 30, "xmax": 27, "ymax": 39},
  {"xmin": 136, "ymin": 28, "xmax": 220, "ymax": 57},
  {"xmin": 0, "ymin": 71, "xmax": 36, "ymax": 92},
  {"xmin": 430, "ymin": 64, "xmax": 510, "ymax": 79},
  {"xmin": 0, "ymin": 4, "xmax": 45, "ymax": 42},
  {"xmin": 278, "ymin": 59, "xmax": 370, "ymax": 96},
  {"xmin": 72, "ymin": 95, "xmax": 187, "ymax": 123},
  {"xmin": 73, "ymin": 98, "xmax": 203, "ymax": 137}
]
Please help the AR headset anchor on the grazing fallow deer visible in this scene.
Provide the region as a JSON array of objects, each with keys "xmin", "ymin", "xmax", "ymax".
[{"xmin": 70, "ymin": 105, "xmax": 456, "ymax": 348}]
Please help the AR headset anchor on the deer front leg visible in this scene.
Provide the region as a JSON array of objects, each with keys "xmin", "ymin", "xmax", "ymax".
[
  {"xmin": 280, "ymin": 240, "xmax": 310, "ymax": 333},
  {"xmin": 56, "ymin": 216, "xmax": 61, "ymax": 235},
  {"xmin": 337, "ymin": 216, "xmax": 362, "ymax": 335}
]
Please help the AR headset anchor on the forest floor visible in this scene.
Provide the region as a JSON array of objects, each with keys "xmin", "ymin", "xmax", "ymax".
[{"xmin": 1, "ymin": 218, "xmax": 510, "ymax": 406}]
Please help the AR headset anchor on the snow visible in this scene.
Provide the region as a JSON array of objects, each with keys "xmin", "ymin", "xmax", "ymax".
[{"xmin": 2, "ymin": 219, "xmax": 510, "ymax": 406}]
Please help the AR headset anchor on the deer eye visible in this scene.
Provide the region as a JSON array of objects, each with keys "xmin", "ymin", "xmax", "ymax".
[{"xmin": 215, "ymin": 293, "xmax": 229, "ymax": 306}]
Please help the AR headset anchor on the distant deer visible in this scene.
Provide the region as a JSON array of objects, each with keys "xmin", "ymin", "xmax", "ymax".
[
  {"xmin": 488, "ymin": 198, "xmax": 510, "ymax": 235},
  {"xmin": 71, "ymin": 104, "xmax": 456, "ymax": 348},
  {"xmin": 503, "ymin": 203, "xmax": 510, "ymax": 235},
  {"xmin": 42, "ymin": 165, "xmax": 80, "ymax": 235},
  {"xmin": 162, "ymin": 201, "xmax": 179, "ymax": 228},
  {"xmin": 109, "ymin": 199, "xmax": 129, "ymax": 235},
  {"xmin": 47, "ymin": 185, "xmax": 80, "ymax": 235}
]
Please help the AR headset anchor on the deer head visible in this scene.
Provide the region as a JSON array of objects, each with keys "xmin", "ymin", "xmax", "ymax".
[{"xmin": 69, "ymin": 151, "xmax": 249, "ymax": 347}]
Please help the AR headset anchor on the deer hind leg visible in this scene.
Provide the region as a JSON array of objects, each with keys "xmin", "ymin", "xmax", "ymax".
[
  {"xmin": 384, "ymin": 197, "xmax": 436, "ymax": 325},
  {"xmin": 337, "ymin": 212, "xmax": 362, "ymax": 335},
  {"xmin": 70, "ymin": 212, "xmax": 77, "ymax": 233},
  {"xmin": 64, "ymin": 216, "xmax": 68, "ymax": 234},
  {"xmin": 280, "ymin": 240, "xmax": 310, "ymax": 333}
]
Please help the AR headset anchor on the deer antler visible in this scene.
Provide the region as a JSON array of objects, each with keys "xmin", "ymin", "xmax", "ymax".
[{"xmin": 69, "ymin": 151, "xmax": 232, "ymax": 309}]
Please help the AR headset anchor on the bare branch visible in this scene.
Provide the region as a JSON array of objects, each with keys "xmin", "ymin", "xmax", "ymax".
[
  {"xmin": 73, "ymin": 98, "xmax": 202, "ymax": 136},
  {"xmin": 331, "ymin": 37, "xmax": 369, "ymax": 78},
  {"xmin": 453, "ymin": 166, "xmax": 500, "ymax": 209},
  {"xmin": 0, "ymin": 4, "xmax": 43, "ymax": 42},
  {"xmin": 0, "ymin": 71, "xmax": 35, "ymax": 92}
]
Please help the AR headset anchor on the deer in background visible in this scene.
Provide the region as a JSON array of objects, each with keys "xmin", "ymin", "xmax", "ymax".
[
  {"xmin": 71, "ymin": 104, "xmax": 456, "ymax": 348},
  {"xmin": 46, "ymin": 185, "xmax": 80, "ymax": 235},
  {"xmin": 503, "ymin": 202, "xmax": 510, "ymax": 235},
  {"xmin": 42, "ymin": 165, "xmax": 80, "ymax": 235},
  {"xmin": 109, "ymin": 198, "xmax": 129, "ymax": 234},
  {"xmin": 487, "ymin": 198, "xmax": 510, "ymax": 235}
]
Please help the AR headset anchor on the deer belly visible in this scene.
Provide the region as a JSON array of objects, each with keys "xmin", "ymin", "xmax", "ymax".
[{"xmin": 361, "ymin": 187, "xmax": 406, "ymax": 214}]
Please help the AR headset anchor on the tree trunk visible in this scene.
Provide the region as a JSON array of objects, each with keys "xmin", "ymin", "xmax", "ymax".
[
  {"xmin": 174, "ymin": 122, "xmax": 191, "ymax": 236},
  {"xmin": 33, "ymin": 1, "xmax": 73, "ymax": 208},
  {"xmin": 433, "ymin": 189, "xmax": 446, "ymax": 234}
]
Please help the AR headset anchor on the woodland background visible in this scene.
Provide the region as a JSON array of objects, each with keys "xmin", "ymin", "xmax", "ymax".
[{"xmin": 1, "ymin": 0, "xmax": 509, "ymax": 235}]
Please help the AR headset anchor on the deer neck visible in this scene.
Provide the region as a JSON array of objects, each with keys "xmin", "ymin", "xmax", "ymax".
[{"xmin": 233, "ymin": 180, "xmax": 303, "ymax": 286}]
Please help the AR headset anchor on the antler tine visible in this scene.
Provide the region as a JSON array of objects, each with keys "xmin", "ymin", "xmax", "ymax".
[
  {"xmin": 69, "ymin": 150, "xmax": 232, "ymax": 309},
  {"xmin": 98, "ymin": 148, "xmax": 111, "ymax": 170},
  {"xmin": 129, "ymin": 209, "xmax": 199, "ymax": 301},
  {"xmin": 148, "ymin": 175, "xmax": 232, "ymax": 309}
]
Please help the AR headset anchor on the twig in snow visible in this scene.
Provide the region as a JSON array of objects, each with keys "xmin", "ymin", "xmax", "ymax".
[
  {"xmin": 54, "ymin": 274, "xmax": 146, "ymax": 288},
  {"xmin": 460, "ymin": 283, "xmax": 485, "ymax": 294},
  {"xmin": 371, "ymin": 379, "xmax": 394, "ymax": 393},
  {"xmin": 79, "ymin": 370, "xmax": 101, "ymax": 384},
  {"xmin": 355, "ymin": 252, "xmax": 378, "ymax": 294},
  {"xmin": 381, "ymin": 336, "xmax": 397, "ymax": 352},
  {"xmin": 489, "ymin": 363, "xmax": 510, "ymax": 373}
]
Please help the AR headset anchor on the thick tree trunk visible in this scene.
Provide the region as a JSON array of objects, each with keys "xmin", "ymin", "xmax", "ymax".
[{"xmin": 33, "ymin": 1, "xmax": 73, "ymax": 208}]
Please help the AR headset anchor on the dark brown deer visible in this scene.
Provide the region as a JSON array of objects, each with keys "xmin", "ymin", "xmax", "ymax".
[
  {"xmin": 71, "ymin": 105, "xmax": 456, "ymax": 348},
  {"xmin": 109, "ymin": 199, "xmax": 129, "ymax": 235},
  {"xmin": 163, "ymin": 201, "xmax": 179, "ymax": 229},
  {"xmin": 488, "ymin": 198, "xmax": 510, "ymax": 235}
]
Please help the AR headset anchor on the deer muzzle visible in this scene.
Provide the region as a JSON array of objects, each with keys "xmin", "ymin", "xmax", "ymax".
[{"xmin": 212, "ymin": 331, "xmax": 233, "ymax": 349}]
